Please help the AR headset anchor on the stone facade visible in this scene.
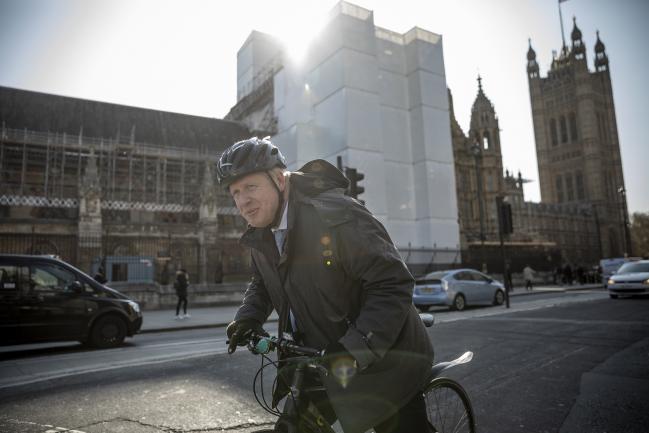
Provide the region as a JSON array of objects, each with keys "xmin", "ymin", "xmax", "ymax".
[
  {"xmin": 0, "ymin": 86, "xmax": 252, "ymax": 283},
  {"xmin": 451, "ymin": 17, "xmax": 628, "ymax": 268},
  {"xmin": 527, "ymin": 18, "xmax": 628, "ymax": 258},
  {"xmin": 450, "ymin": 78, "xmax": 600, "ymax": 268}
]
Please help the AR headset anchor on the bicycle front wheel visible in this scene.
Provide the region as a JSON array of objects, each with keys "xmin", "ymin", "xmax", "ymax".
[{"xmin": 423, "ymin": 377, "xmax": 476, "ymax": 433}]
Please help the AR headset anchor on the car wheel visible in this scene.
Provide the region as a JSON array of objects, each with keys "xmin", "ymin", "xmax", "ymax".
[
  {"xmin": 452, "ymin": 294, "xmax": 466, "ymax": 311},
  {"xmin": 90, "ymin": 315, "xmax": 127, "ymax": 348},
  {"xmin": 493, "ymin": 290, "xmax": 505, "ymax": 306},
  {"xmin": 609, "ymin": 294, "xmax": 618, "ymax": 299},
  {"xmin": 417, "ymin": 305, "xmax": 430, "ymax": 312}
]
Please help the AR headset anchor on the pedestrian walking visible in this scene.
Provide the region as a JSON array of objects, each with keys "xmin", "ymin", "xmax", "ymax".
[
  {"xmin": 564, "ymin": 264, "xmax": 573, "ymax": 285},
  {"xmin": 174, "ymin": 268, "xmax": 190, "ymax": 319},
  {"xmin": 553, "ymin": 265, "xmax": 562, "ymax": 285},
  {"xmin": 523, "ymin": 264, "xmax": 535, "ymax": 291},
  {"xmin": 93, "ymin": 266, "xmax": 107, "ymax": 284}
]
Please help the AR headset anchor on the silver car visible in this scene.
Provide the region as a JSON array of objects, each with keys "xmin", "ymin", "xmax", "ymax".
[
  {"xmin": 607, "ymin": 260, "xmax": 649, "ymax": 299},
  {"xmin": 413, "ymin": 269, "xmax": 506, "ymax": 311}
]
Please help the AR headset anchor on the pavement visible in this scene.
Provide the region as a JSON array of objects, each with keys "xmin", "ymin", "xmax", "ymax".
[{"xmin": 140, "ymin": 283, "xmax": 603, "ymax": 333}]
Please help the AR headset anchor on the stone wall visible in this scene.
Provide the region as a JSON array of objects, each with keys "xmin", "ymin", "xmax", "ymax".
[{"xmin": 108, "ymin": 282, "xmax": 248, "ymax": 310}]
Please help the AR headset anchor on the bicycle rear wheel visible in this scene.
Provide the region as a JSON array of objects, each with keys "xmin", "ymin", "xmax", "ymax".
[{"xmin": 423, "ymin": 377, "xmax": 475, "ymax": 433}]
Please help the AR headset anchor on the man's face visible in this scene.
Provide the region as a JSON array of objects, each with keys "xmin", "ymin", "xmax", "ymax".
[{"xmin": 229, "ymin": 171, "xmax": 284, "ymax": 228}]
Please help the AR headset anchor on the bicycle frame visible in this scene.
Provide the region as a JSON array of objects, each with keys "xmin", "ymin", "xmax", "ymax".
[{"xmin": 249, "ymin": 335, "xmax": 335, "ymax": 433}]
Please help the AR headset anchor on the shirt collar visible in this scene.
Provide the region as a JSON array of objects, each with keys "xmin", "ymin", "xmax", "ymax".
[{"xmin": 271, "ymin": 200, "xmax": 289, "ymax": 232}]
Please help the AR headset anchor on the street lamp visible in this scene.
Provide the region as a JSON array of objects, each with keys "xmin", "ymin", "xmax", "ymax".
[
  {"xmin": 591, "ymin": 204, "xmax": 603, "ymax": 261},
  {"xmin": 471, "ymin": 141, "xmax": 486, "ymax": 272},
  {"xmin": 617, "ymin": 186, "xmax": 632, "ymax": 257}
]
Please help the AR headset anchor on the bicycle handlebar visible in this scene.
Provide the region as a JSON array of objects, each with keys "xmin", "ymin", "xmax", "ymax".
[{"xmin": 249, "ymin": 333, "xmax": 322, "ymax": 358}]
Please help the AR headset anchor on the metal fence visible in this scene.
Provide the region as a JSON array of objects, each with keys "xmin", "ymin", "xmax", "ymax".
[{"xmin": 0, "ymin": 232, "xmax": 252, "ymax": 284}]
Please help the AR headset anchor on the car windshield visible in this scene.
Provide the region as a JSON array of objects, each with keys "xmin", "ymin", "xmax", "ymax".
[{"xmin": 617, "ymin": 262, "xmax": 649, "ymax": 274}]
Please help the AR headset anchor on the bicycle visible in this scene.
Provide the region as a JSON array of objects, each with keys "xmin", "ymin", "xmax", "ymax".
[{"xmin": 240, "ymin": 314, "xmax": 475, "ymax": 433}]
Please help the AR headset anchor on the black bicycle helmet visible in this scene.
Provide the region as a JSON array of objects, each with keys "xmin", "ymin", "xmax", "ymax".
[{"xmin": 216, "ymin": 136, "xmax": 287, "ymax": 187}]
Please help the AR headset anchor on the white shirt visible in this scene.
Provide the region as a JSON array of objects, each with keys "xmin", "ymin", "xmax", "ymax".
[{"xmin": 271, "ymin": 200, "xmax": 289, "ymax": 253}]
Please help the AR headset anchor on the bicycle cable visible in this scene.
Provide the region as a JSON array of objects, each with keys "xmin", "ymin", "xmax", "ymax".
[
  {"xmin": 252, "ymin": 352, "xmax": 317, "ymax": 418},
  {"xmin": 253, "ymin": 353, "xmax": 282, "ymax": 416}
]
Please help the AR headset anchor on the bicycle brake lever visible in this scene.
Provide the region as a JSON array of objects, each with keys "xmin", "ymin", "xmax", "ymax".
[{"xmin": 314, "ymin": 364, "xmax": 329, "ymax": 376}]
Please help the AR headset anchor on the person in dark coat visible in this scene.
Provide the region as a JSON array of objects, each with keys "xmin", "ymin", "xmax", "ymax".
[
  {"xmin": 564, "ymin": 263, "xmax": 573, "ymax": 285},
  {"xmin": 218, "ymin": 137, "xmax": 435, "ymax": 433},
  {"xmin": 93, "ymin": 266, "xmax": 107, "ymax": 284},
  {"xmin": 174, "ymin": 268, "xmax": 189, "ymax": 319}
]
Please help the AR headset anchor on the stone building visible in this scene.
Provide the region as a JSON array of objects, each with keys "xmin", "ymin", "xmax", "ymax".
[
  {"xmin": 227, "ymin": 1, "xmax": 461, "ymax": 273},
  {"xmin": 450, "ymin": 17, "xmax": 627, "ymax": 269},
  {"xmin": 527, "ymin": 18, "xmax": 629, "ymax": 258},
  {"xmin": 449, "ymin": 80, "xmax": 506, "ymax": 248},
  {"xmin": 0, "ymin": 86, "xmax": 252, "ymax": 284}
]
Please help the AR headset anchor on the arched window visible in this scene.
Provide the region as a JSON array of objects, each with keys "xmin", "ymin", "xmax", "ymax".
[
  {"xmin": 565, "ymin": 173, "xmax": 574, "ymax": 201},
  {"xmin": 556, "ymin": 175, "xmax": 564, "ymax": 202},
  {"xmin": 550, "ymin": 119, "xmax": 558, "ymax": 146},
  {"xmin": 483, "ymin": 131, "xmax": 490, "ymax": 150},
  {"xmin": 569, "ymin": 113, "xmax": 578, "ymax": 141},
  {"xmin": 560, "ymin": 116, "xmax": 568, "ymax": 143}
]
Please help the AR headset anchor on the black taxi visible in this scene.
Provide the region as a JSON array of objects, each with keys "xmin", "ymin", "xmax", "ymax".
[{"xmin": 0, "ymin": 254, "xmax": 142, "ymax": 348}]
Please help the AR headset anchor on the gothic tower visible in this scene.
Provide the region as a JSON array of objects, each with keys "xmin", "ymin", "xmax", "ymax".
[
  {"xmin": 469, "ymin": 76, "xmax": 505, "ymax": 239},
  {"xmin": 527, "ymin": 18, "xmax": 627, "ymax": 257},
  {"xmin": 450, "ymin": 78, "xmax": 507, "ymax": 247}
]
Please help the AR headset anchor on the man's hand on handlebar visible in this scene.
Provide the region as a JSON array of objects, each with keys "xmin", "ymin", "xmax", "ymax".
[
  {"xmin": 226, "ymin": 318, "xmax": 268, "ymax": 354},
  {"xmin": 323, "ymin": 341, "xmax": 358, "ymax": 388}
]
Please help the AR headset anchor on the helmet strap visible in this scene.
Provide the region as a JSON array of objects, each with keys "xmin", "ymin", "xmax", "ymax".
[{"xmin": 266, "ymin": 171, "xmax": 286, "ymax": 229}]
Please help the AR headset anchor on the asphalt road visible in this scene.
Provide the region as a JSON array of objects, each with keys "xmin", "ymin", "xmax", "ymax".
[{"xmin": 0, "ymin": 289, "xmax": 647, "ymax": 433}]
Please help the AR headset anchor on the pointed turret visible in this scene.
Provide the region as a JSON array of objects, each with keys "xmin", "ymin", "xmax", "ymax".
[
  {"xmin": 527, "ymin": 39, "xmax": 539, "ymax": 78},
  {"xmin": 470, "ymin": 76, "xmax": 500, "ymax": 152},
  {"xmin": 594, "ymin": 30, "xmax": 609, "ymax": 71},
  {"xmin": 571, "ymin": 17, "xmax": 585, "ymax": 60}
]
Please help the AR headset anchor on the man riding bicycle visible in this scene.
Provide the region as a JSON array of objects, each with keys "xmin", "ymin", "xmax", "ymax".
[{"xmin": 218, "ymin": 137, "xmax": 435, "ymax": 433}]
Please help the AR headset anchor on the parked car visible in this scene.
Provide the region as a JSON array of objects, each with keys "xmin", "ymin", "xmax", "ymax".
[
  {"xmin": 607, "ymin": 260, "xmax": 649, "ymax": 299},
  {"xmin": 0, "ymin": 254, "xmax": 142, "ymax": 348},
  {"xmin": 413, "ymin": 268, "xmax": 505, "ymax": 311}
]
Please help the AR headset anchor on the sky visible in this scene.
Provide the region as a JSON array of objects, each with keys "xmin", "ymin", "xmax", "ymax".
[{"xmin": 0, "ymin": 0, "xmax": 647, "ymax": 214}]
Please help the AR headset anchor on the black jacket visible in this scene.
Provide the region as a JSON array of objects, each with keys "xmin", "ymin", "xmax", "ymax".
[
  {"xmin": 174, "ymin": 272, "xmax": 188, "ymax": 297},
  {"xmin": 235, "ymin": 160, "xmax": 434, "ymax": 433}
]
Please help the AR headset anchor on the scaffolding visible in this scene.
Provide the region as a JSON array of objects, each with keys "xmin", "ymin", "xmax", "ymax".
[
  {"xmin": 0, "ymin": 125, "xmax": 237, "ymax": 217},
  {"xmin": 0, "ymin": 124, "xmax": 248, "ymax": 282}
]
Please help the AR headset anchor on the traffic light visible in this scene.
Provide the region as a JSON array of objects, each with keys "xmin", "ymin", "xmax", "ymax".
[
  {"xmin": 498, "ymin": 200, "xmax": 514, "ymax": 235},
  {"xmin": 345, "ymin": 167, "xmax": 365, "ymax": 201}
]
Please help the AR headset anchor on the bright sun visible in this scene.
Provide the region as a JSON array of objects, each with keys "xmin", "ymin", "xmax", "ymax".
[{"xmin": 270, "ymin": 9, "xmax": 328, "ymax": 66}]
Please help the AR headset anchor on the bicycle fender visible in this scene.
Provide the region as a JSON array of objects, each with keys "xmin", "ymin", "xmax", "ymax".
[{"xmin": 429, "ymin": 351, "xmax": 473, "ymax": 379}]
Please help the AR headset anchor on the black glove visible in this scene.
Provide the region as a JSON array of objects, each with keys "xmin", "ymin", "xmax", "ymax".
[
  {"xmin": 323, "ymin": 341, "xmax": 358, "ymax": 388},
  {"xmin": 226, "ymin": 318, "xmax": 268, "ymax": 354}
]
